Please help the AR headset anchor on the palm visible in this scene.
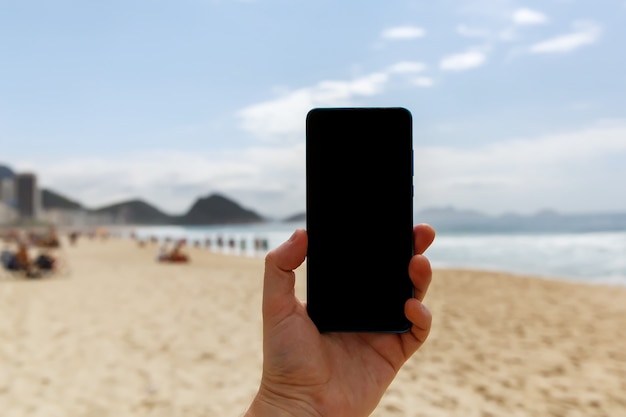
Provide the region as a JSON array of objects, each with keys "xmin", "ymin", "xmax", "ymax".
[
  {"xmin": 264, "ymin": 304, "xmax": 408, "ymax": 416},
  {"xmin": 259, "ymin": 225, "xmax": 435, "ymax": 417}
]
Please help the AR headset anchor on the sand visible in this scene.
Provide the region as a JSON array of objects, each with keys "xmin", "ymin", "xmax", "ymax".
[{"xmin": 1, "ymin": 236, "xmax": 625, "ymax": 417}]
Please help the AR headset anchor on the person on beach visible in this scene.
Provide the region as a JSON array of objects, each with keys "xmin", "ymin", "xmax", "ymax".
[
  {"xmin": 244, "ymin": 223, "xmax": 436, "ymax": 417},
  {"xmin": 156, "ymin": 243, "xmax": 170, "ymax": 261},
  {"xmin": 157, "ymin": 239, "xmax": 189, "ymax": 263},
  {"xmin": 37, "ymin": 226, "xmax": 61, "ymax": 248},
  {"xmin": 1, "ymin": 247, "xmax": 15, "ymax": 270},
  {"xmin": 33, "ymin": 250, "xmax": 57, "ymax": 273},
  {"xmin": 13, "ymin": 241, "xmax": 42, "ymax": 278},
  {"xmin": 68, "ymin": 231, "xmax": 80, "ymax": 246},
  {"xmin": 15, "ymin": 242, "xmax": 31, "ymax": 270}
]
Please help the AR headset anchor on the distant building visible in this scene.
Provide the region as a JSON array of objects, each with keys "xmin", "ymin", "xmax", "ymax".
[
  {"xmin": 15, "ymin": 173, "xmax": 41, "ymax": 221},
  {"xmin": 0, "ymin": 177, "xmax": 15, "ymax": 207},
  {"xmin": 0, "ymin": 200, "xmax": 18, "ymax": 225},
  {"xmin": 41, "ymin": 208, "xmax": 114, "ymax": 227}
]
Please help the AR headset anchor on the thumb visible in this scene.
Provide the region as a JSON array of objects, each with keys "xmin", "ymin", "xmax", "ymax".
[{"xmin": 262, "ymin": 229, "xmax": 308, "ymax": 325}]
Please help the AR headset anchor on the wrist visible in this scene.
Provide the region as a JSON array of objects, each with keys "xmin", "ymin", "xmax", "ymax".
[{"xmin": 244, "ymin": 386, "xmax": 322, "ymax": 417}]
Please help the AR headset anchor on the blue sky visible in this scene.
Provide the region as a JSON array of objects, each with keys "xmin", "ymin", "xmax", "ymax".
[{"xmin": 1, "ymin": 0, "xmax": 625, "ymax": 218}]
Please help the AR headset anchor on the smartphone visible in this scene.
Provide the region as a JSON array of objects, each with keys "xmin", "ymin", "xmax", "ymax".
[{"xmin": 306, "ymin": 107, "xmax": 414, "ymax": 333}]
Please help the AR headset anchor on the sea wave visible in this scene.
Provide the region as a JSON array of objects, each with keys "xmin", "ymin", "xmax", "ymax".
[{"xmin": 130, "ymin": 225, "xmax": 626, "ymax": 287}]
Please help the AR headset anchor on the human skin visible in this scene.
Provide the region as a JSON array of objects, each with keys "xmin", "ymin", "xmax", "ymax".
[{"xmin": 244, "ymin": 224, "xmax": 436, "ymax": 417}]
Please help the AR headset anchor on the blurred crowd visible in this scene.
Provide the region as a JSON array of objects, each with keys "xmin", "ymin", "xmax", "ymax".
[{"xmin": 1, "ymin": 226, "xmax": 62, "ymax": 278}]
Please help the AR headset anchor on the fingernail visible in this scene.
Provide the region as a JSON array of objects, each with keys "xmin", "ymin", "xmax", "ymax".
[{"xmin": 288, "ymin": 229, "xmax": 298, "ymax": 242}]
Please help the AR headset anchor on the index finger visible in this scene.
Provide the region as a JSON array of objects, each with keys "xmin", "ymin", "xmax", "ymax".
[{"xmin": 414, "ymin": 223, "xmax": 435, "ymax": 255}]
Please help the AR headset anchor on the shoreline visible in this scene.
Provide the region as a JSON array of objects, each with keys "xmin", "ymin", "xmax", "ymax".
[
  {"xmin": 432, "ymin": 263, "xmax": 626, "ymax": 289},
  {"xmin": 6, "ymin": 221, "xmax": 624, "ymax": 287}
]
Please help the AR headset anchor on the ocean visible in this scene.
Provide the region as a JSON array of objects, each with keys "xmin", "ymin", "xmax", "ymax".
[{"xmin": 130, "ymin": 222, "xmax": 626, "ymax": 287}]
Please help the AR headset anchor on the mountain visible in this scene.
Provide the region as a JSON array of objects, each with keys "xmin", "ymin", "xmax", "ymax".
[
  {"xmin": 91, "ymin": 199, "xmax": 173, "ymax": 225},
  {"xmin": 283, "ymin": 212, "xmax": 306, "ymax": 222},
  {"xmin": 277, "ymin": 206, "xmax": 626, "ymax": 232},
  {"xmin": 0, "ymin": 164, "xmax": 15, "ymax": 179},
  {"xmin": 33, "ymin": 184, "xmax": 626, "ymax": 231},
  {"xmin": 42, "ymin": 188, "xmax": 83, "ymax": 210},
  {"xmin": 417, "ymin": 206, "xmax": 489, "ymax": 231},
  {"xmin": 417, "ymin": 206, "xmax": 626, "ymax": 233},
  {"xmin": 177, "ymin": 194, "xmax": 264, "ymax": 225},
  {"xmin": 37, "ymin": 186, "xmax": 266, "ymax": 226}
]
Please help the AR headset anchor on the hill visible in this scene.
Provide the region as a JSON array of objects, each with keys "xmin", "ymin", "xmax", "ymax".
[
  {"xmin": 281, "ymin": 207, "xmax": 626, "ymax": 232},
  {"xmin": 417, "ymin": 206, "xmax": 626, "ymax": 233},
  {"xmin": 30, "ymin": 182, "xmax": 626, "ymax": 231},
  {"xmin": 283, "ymin": 212, "xmax": 306, "ymax": 222},
  {"xmin": 42, "ymin": 188, "xmax": 84, "ymax": 211},
  {"xmin": 39, "ymin": 188, "xmax": 265, "ymax": 225},
  {"xmin": 177, "ymin": 194, "xmax": 264, "ymax": 225},
  {"xmin": 0, "ymin": 164, "xmax": 15, "ymax": 179},
  {"xmin": 91, "ymin": 199, "xmax": 173, "ymax": 225}
]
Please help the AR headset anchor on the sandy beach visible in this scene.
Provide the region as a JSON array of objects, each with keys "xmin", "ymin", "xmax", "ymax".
[{"xmin": 1, "ymin": 236, "xmax": 625, "ymax": 417}]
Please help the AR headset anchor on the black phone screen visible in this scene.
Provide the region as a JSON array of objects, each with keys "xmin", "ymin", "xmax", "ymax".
[{"xmin": 305, "ymin": 107, "xmax": 414, "ymax": 333}]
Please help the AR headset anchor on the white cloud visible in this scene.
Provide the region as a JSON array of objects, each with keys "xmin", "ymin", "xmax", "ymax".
[
  {"xmin": 512, "ymin": 8, "xmax": 548, "ymax": 25},
  {"xmin": 381, "ymin": 26, "xmax": 426, "ymax": 40},
  {"xmin": 412, "ymin": 76, "xmax": 434, "ymax": 87},
  {"xmin": 238, "ymin": 72, "xmax": 389, "ymax": 143},
  {"xmin": 440, "ymin": 50, "xmax": 487, "ymax": 71},
  {"xmin": 30, "ymin": 144, "xmax": 307, "ymax": 217},
  {"xmin": 387, "ymin": 61, "xmax": 427, "ymax": 73},
  {"xmin": 239, "ymin": 60, "xmax": 432, "ymax": 142},
  {"xmin": 414, "ymin": 122, "xmax": 626, "ymax": 213},
  {"xmin": 529, "ymin": 21, "xmax": 601, "ymax": 54},
  {"xmin": 23, "ymin": 122, "xmax": 626, "ymax": 218}
]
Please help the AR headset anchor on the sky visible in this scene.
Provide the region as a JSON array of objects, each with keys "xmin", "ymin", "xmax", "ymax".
[{"xmin": 1, "ymin": 0, "xmax": 625, "ymax": 219}]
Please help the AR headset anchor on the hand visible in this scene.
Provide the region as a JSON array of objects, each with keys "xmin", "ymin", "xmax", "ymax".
[{"xmin": 245, "ymin": 224, "xmax": 436, "ymax": 417}]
